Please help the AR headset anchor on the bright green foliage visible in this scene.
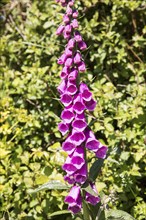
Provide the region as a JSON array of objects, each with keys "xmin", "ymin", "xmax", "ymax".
[{"xmin": 0, "ymin": 0, "xmax": 146, "ymax": 219}]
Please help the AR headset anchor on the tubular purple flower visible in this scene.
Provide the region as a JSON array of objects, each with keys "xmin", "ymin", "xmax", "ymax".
[
  {"xmin": 62, "ymin": 154, "xmax": 77, "ymax": 174},
  {"xmin": 64, "ymin": 24, "xmax": 72, "ymax": 33},
  {"xmin": 74, "ymin": 52, "xmax": 81, "ymax": 64},
  {"xmin": 65, "ymin": 47, "xmax": 73, "ymax": 56},
  {"xmin": 85, "ymin": 138, "xmax": 100, "ymax": 151},
  {"xmin": 71, "ymin": 19, "xmax": 79, "ymax": 29},
  {"xmin": 95, "ymin": 145, "xmax": 108, "ymax": 159},
  {"xmin": 74, "ymin": 31, "xmax": 82, "ymax": 42},
  {"xmin": 80, "ymin": 83, "xmax": 92, "ymax": 101},
  {"xmin": 85, "ymin": 183, "xmax": 100, "ymax": 205},
  {"xmin": 72, "ymin": 10, "xmax": 78, "ymax": 18},
  {"xmin": 70, "ymin": 130, "xmax": 85, "ymax": 145},
  {"xmin": 68, "ymin": 68, "xmax": 78, "ymax": 81},
  {"xmin": 74, "ymin": 163, "xmax": 87, "ymax": 184},
  {"xmin": 62, "ymin": 138, "xmax": 76, "ymax": 155},
  {"xmin": 75, "ymin": 112, "xmax": 85, "ymax": 120},
  {"xmin": 67, "ymin": 38, "xmax": 76, "ymax": 49},
  {"xmin": 84, "ymin": 98, "xmax": 97, "ymax": 111},
  {"xmin": 72, "ymin": 119, "xmax": 87, "ymax": 131},
  {"xmin": 57, "ymin": 79, "xmax": 67, "ymax": 94},
  {"xmin": 78, "ymin": 61, "xmax": 86, "ymax": 72},
  {"xmin": 61, "ymin": 93, "xmax": 73, "ymax": 107},
  {"xmin": 66, "ymin": 6, "xmax": 73, "ymax": 15},
  {"xmin": 78, "ymin": 41, "xmax": 87, "ymax": 50},
  {"xmin": 65, "ymin": 57, "xmax": 73, "ymax": 67},
  {"xmin": 56, "ymin": 0, "xmax": 107, "ymax": 214},
  {"xmin": 64, "ymin": 175, "xmax": 75, "ymax": 184},
  {"xmin": 67, "ymin": 81, "xmax": 77, "ymax": 95},
  {"xmin": 61, "ymin": 109, "xmax": 74, "ymax": 123},
  {"xmin": 65, "ymin": 186, "xmax": 82, "ymax": 214},
  {"xmin": 63, "ymin": 14, "xmax": 70, "ymax": 24},
  {"xmin": 57, "ymin": 53, "xmax": 67, "ymax": 65},
  {"xmin": 63, "ymin": 31, "xmax": 71, "ymax": 39},
  {"xmin": 58, "ymin": 122, "xmax": 69, "ymax": 135},
  {"xmin": 73, "ymin": 93, "xmax": 86, "ymax": 114},
  {"xmin": 60, "ymin": 66, "xmax": 70, "ymax": 79},
  {"xmin": 56, "ymin": 25, "xmax": 64, "ymax": 35},
  {"xmin": 68, "ymin": 0, "xmax": 74, "ymax": 7}
]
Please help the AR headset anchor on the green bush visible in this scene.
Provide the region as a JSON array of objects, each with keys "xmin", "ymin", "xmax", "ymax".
[{"xmin": 0, "ymin": 0, "xmax": 146, "ymax": 219}]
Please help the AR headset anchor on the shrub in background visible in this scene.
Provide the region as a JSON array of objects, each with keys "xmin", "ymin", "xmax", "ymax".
[{"xmin": 0, "ymin": 0, "xmax": 146, "ymax": 219}]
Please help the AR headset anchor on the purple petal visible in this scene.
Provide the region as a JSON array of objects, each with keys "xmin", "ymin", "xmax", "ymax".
[
  {"xmin": 78, "ymin": 41, "xmax": 87, "ymax": 50},
  {"xmin": 78, "ymin": 61, "xmax": 86, "ymax": 72},
  {"xmin": 58, "ymin": 122, "xmax": 69, "ymax": 135},
  {"xmin": 71, "ymin": 19, "xmax": 78, "ymax": 29},
  {"xmin": 66, "ymin": 6, "xmax": 73, "ymax": 15},
  {"xmin": 64, "ymin": 175, "xmax": 75, "ymax": 184},
  {"xmin": 65, "ymin": 47, "xmax": 73, "ymax": 56},
  {"xmin": 64, "ymin": 185, "xmax": 81, "ymax": 203},
  {"xmin": 95, "ymin": 146, "xmax": 108, "ymax": 159},
  {"xmin": 86, "ymin": 183, "xmax": 100, "ymax": 205},
  {"xmin": 68, "ymin": 68, "xmax": 78, "ymax": 81},
  {"xmin": 84, "ymin": 98, "xmax": 97, "ymax": 111},
  {"xmin": 61, "ymin": 109, "xmax": 74, "ymax": 123},
  {"xmin": 70, "ymin": 130, "xmax": 85, "ymax": 145},
  {"xmin": 74, "ymin": 52, "xmax": 81, "ymax": 64},
  {"xmin": 65, "ymin": 57, "xmax": 73, "ymax": 67},
  {"xmin": 60, "ymin": 66, "xmax": 70, "ymax": 79},
  {"xmin": 62, "ymin": 156, "xmax": 77, "ymax": 174},
  {"xmin": 57, "ymin": 53, "xmax": 67, "ymax": 65},
  {"xmin": 57, "ymin": 80, "xmax": 67, "ymax": 94},
  {"xmin": 71, "ymin": 156, "xmax": 84, "ymax": 169},
  {"xmin": 68, "ymin": 0, "xmax": 74, "ymax": 7},
  {"xmin": 73, "ymin": 101, "xmax": 86, "ymax": 114},
  {"xmin": 82, "ymin": 89, "xmax": 92, "ymax": 101},
  {"xmin": 62, "ymin": 139, "xmax": 76, "ymax": 155},
  {"xmin": 75, "ymin": 112, "xmax": 86, "ymax": 120},
  {"xmin": 74, "ymin": 31, "xmax": 82, "ymax": 42},
  {"xmin": 72, "ymin": 10, "xmax": 78, "ymax": 18},
  {"xmin": 67, "ymin": 82, "xmax": 77, "ymax": 95},
  {"xmin": 67, "ymin": 38, "xmax": 76, "ymax": 49},
  {"xmin": 61, "ymin": 93, "xmax": 72, "ymax": 107},
  {"xmin": 63, "ymin": 31, "xmax": 71, "ymax": 39},
  {"xmin": 64, "ymin": 24, "xmax": 72, "ymax": 33},
  {"xmin": 85, "ymin": 138, "xmax": 100, "ymax": 151},
  {"xmin": 56, "ymin": 25, "xmax": 64, "ymax": 35},
  {"xmin": 68, "ymin": 204, "xmax": 82, "ymax": 214},
  {"xmin": 84, "ymin": 128, "xmax": 95, "ymax": 140},
  {"xmin": 72, "ymin": 119, "xmax": 87, "ymax": 131},
  {"xmin": 74, "ymin": 164, "xmax": 87, "ymax": 184},
  {"xmin": 63, "ymin": 14, "xmax": 70, "ymax": 24},
  {"xmin": 80, "ymin": 83, "xmax": 92, "ymax": 101}
]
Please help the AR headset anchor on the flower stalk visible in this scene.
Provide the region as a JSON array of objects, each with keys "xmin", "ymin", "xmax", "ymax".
[{"xmin": 56, "ymin": 0, "xmax": 107, "ymax": 216}]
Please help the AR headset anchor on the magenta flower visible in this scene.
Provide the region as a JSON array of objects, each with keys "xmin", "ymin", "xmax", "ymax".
[
  {"xmin": 56, "ymin": 25, "xmax": 64, "ymax": 35},
  {"xmin": 64, "ymin": 186, "xmax": 82, "ymax": 214},
  {"xmin": 78, "ymin": 41, "xmax": 87, "ymax": 50},
  {"xmin": 74, "ymin": 52, "xmax": 81, "ymax": 64},
  {"xmin": 56, "ymin": 0, "xmax": 107, "ymax": 214},
  {"xmin": 58, "ymin": 122, "xmax": 69, "ymax": 135},
  {"xmin": 85, "ymin": 183, "xmax": 100, "ymax": 205}
]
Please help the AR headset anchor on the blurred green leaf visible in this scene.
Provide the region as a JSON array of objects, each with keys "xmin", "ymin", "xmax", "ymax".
[{"xmin": 28, "ymin": 180, "xmax": 69, "ymax": 194}]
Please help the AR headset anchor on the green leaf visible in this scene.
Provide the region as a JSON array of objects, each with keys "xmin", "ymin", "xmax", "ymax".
[
  {"xmin": 105, "ymin": 209, "xmax": 136, "ymax": 220},
  {"xmin": 89, "ymin": 159, "xmax": 104, "ymax": 181},
  {"xmin": 48, "ymin": 210, "xmax": 71, "ymax": 217},
  {"xmin": 82, "ymin": 184, "xmax": 98, "ymax": 197},
  {"xmin": 82, "ymin": 201, "xmax": 91, "ymax": 220},
  {"xmin": 28, "ymin": 180, "xmax": 69, "ymax": 194}
]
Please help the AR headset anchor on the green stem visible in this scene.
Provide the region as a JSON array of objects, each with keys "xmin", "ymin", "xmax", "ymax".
[{"xmin": 83, "ymin": 200, "xmax": 91, "ymax": 220}]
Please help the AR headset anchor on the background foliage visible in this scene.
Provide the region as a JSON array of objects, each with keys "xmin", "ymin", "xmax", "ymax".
[{"xmin": 0, "ymin": 0, "xmax": 146, "ymax": 219}]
